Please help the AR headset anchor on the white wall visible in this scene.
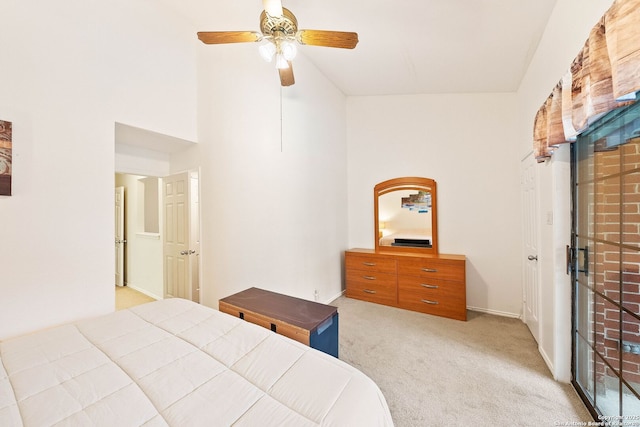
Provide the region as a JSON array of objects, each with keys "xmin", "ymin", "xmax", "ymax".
[
  {"xmin": 171, "ymin": 46, "xmax": 349, "ymax": 307},
  {"xmin": 0, "ymin": 0, "xmax": 197, "ymax": 340},
  {"xmin": 347, "ymin": 93, "xmax": 522, "ymax": 316},
  {"xmin": 115, "ymin": 174, "xmax": 164, "ymax": 300},
  {"xmin": 516, "ymin": 0, "xmax": 615, "ymax": 380},
  {"xmin": 115, "ymin": 144, "xmax": 172, "ymax": 177}
]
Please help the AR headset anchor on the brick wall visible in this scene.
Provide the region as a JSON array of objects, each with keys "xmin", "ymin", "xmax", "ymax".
[{"xmin": 592, "ymin": 137, "xmax": 640, "ymax": 388}]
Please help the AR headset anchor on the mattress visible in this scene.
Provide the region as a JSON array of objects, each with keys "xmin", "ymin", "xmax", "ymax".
[{"xmin": 0, "ymin": 298, "xmax": 393, "ymax": 426}]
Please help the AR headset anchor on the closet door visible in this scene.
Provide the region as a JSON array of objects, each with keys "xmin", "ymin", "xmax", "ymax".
[
  {"xmin": 521, "ymin": 152, "xmax": 540, "ymax": 343},
  {"xmin": 572, "ymin": 101, "xmax": 640, "ymax": 419}
]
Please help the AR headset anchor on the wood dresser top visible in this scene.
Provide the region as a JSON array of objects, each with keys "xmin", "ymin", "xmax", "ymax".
[
  {"xmin": 347, "ymin": 248, "xmax": 466, "ymax": 261},
  {"xmin": 219, "ymin": 287, "xmax": 337, "ymax": 332}
]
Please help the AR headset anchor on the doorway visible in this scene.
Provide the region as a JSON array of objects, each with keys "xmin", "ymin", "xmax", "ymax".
[
  {"xmin": 114, "ymin": 171, "xmax": 201, "ymax": 303},
  {"xmin": 113, "ymin": 122, "xmax": 200, "ymax": 304},
  {"xmin": 571, "ymin": 100, "xmax": 640, "ymax": 418}
]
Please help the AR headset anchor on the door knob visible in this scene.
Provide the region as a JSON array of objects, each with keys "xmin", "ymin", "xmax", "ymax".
[
  {"xmin": 528, "ymin": 255, "xmax": 538, "ymax": 261},
  {"xmin": 180, "ymin": 250, "xmax": 196, "ymax": 255}
]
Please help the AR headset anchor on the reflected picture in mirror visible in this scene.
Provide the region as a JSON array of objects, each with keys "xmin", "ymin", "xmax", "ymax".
[{"xmin": 374, "ymin": 177, "xmax": 438, "ymax": 254}]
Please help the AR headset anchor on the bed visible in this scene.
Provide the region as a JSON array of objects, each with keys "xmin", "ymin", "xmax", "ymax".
[
  {"xmin": 379, "ymin": 229, "xmax": 432, "ymax": 248},
  {"xmin": 0, "ymin": 298, "xmax": 393, "ymax": 426}
]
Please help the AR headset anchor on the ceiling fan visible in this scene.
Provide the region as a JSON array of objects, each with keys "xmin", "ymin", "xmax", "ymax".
[{"xmin": 197, "ymin": 0, "xmax": 359, "ymax": 87}]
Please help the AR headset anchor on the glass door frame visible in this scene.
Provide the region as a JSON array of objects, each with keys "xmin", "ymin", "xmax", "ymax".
[{"xmin": 571, "ymin": 99, "xmax": 640, "ymax": 421}]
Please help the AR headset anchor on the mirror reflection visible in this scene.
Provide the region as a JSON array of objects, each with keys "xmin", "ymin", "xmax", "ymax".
[
  {"xmin": 378, "ymin": 189, "xmax": 432, "ymax": 248},
  {"xmin": 374, "ymin": 177, "xmax": 438, "ymax": 254}
]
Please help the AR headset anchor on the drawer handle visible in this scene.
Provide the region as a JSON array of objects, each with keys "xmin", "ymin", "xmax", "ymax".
[
  {"xmin": 362, "ymin": 275, "xmax": 376, "ymax": 280},
  {"xmin": 421, "ymin": 299, "xmax": 439, "ymax": 305},
  {"xmin": 421, "ymin": 268, "xmax": 438, "ymax": 273},
  {"xmin": 362, "ymin": 262, "xmax": 376, "ymax": 266},
  {"xmin": 421, "ymin": 284, "xmax": 439, "ymax": 289},
  {"xmin": 363, "ymin": 289, "xmax": 377, "ymax": 294}
]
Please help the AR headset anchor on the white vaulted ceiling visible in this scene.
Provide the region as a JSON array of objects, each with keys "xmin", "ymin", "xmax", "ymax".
[{"xmin": 159, "ymin": 0, "xmax": 558, "ymax": 96}]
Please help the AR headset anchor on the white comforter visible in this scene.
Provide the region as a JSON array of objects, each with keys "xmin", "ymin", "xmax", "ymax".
[{"xmin": 0, "ymin": 298, "xmax": 393, "ymax": 426}]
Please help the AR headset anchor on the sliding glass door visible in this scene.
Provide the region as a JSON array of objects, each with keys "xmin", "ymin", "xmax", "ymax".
[{"xmin": 572, "ymin": 100, "xmax": 640, "ymax": 418}]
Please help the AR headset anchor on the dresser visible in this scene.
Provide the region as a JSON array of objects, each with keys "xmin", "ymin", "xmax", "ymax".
[{"xmin": 345, "ymin": 248, "xmax": 466, "ymax": 321}]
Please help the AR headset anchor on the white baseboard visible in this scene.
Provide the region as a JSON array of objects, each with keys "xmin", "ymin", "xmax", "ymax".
[
  {"xmin": 326, "ymin": 289, "xmax": 345, "ymax": 304},
  {"xmin": 538, "ymin": 344, "xmax": 555, "ymax": 376},
  {"xmin": 467, "ymin": 305, "xmax": 522, "ymax": 319},
  {"xmin": 124, "ymin": 283, "xmax": 162, "ymax": 301}
]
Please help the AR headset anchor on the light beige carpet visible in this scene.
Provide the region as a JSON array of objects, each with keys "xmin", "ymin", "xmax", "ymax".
[{"xmin": 332, "ymin": 296, "xmax": 592, "ymax": 427}]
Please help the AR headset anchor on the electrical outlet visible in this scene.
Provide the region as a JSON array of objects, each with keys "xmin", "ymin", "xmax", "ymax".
[{"xmin": 314, "ymin": 289, "xmax": 320, "ymax": 301}]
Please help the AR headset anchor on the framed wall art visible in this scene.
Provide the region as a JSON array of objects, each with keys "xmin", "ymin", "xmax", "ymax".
[{"xmin": 0, "ymin": 120, "xmax": 12, "ymax": 196}]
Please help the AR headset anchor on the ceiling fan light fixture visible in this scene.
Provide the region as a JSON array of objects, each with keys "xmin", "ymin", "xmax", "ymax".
[
  {"xmin": 275, "ymin": 53, "xmax": 289, "ymax": 69},
  {"xmin": 259, "ymin": 42, "xmax": 276, "ymax": 62},
  {"xmin": 280, "ymin": 40, "xmax": 297, "ymax": 61}
]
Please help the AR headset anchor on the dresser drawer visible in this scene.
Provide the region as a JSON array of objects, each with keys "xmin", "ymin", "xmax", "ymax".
[
  {"xmin": 397, "ymin": 257, "xmax": 464, "ymax": 281},
  {"xmin": 346, "ymin": 271, "xmax": 397, "ymax": 306},
  {"xmin": 346, "ymin": 253, "xmax": 397, "ymax": 274},
  {"xmin": 397, "ymin": 276, "xmax": 466, "ymax": 320},
  {"xmin": 346, "ymin": 269, "xmax": 396, "ymax": 287},
  {"xmin": 398, "ymin": 275, "xmax": 465, "ymax": 299}
]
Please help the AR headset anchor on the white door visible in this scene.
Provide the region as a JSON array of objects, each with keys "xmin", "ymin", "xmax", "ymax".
[
  {"xmin": 115, "ymin": 186, "xmax": 125, "ymax": 287},
  {"xmin": 163, "ymin": 172, "xmax": 199, "ymax": 301},
  {"xmin": 521, "ymin": 152, "xmax": 540, "ymax": 342}
]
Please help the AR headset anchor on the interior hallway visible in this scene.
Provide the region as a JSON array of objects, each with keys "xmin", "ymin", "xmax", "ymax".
[{"xmin": 116, "ymin": 286, "xmax": 156, "ymax": 310}]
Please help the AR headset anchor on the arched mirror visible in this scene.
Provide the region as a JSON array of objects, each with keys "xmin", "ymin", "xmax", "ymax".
[{"xmin": 374, "ymin": 177, "xmax": 438, "ymax": 254}]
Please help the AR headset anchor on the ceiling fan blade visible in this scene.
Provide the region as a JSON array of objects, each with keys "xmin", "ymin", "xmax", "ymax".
[
  {"xmin": 197, "ymin": 31, "xmax": 262, "ymax": 45},
  {"xmin": 297, "ymin": 30, "xmax": 359, "ymax": 49},
  {"xmin": 263, "ymin": 0, "xmax": 283, "ymax": 17},
  {"xmin": 278, "ymin": 62, "xmax": 295, "ymax": 86}
]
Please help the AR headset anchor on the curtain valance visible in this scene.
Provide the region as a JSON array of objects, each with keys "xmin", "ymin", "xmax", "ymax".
[{"xmin": 533, "ymin": 0, "xmax": 640, "ymax": 162}]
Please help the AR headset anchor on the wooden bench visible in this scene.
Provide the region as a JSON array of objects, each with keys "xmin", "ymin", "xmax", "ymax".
[{"xmin": 219, "ymin": 287, "xmax": 339, "ymax": 357}]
